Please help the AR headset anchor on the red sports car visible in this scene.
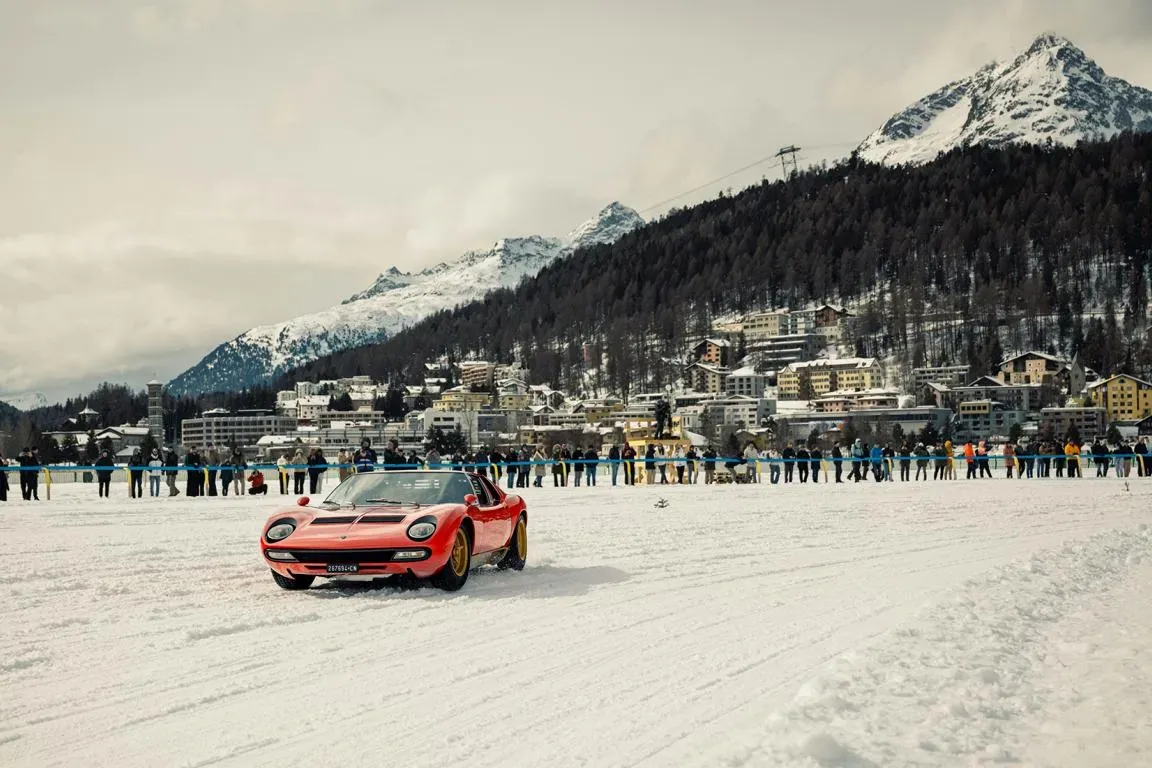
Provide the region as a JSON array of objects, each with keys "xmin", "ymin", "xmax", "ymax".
[{"xmin": 260, "ymin": 470, "xmax": 527, "ymax": 591}]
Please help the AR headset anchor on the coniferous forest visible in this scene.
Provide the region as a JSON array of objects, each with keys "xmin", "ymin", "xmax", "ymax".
[{"xmin": 281, "ymin": 135, "xmax": 1152, "ymax": 396}]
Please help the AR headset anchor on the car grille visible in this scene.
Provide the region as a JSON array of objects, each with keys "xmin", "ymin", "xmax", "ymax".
[
  {"xmin": 287, "ymin": 549, "xmax": 400, "ymax": 564},
  {"xmin": 310, "ymin": 515, "xmax": 406, "ymax": 524}
]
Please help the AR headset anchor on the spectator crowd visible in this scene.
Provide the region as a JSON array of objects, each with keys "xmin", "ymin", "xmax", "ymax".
[{"xmin": 2, "ymin": 435, "xmax": 1149, "ymax": 502}]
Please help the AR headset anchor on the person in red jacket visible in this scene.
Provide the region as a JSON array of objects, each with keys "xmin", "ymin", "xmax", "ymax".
[{"xmin": 248, "ymin": 469, "xmax": 268, "ymax": 495}]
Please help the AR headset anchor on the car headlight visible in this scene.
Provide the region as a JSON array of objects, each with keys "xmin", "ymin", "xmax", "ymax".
[
  {"xmin": 407, "ymin": 517, "xmax": 437, "ymax": 541},
  {"xmin": 266, "ymin": 521, "xmax": 297, "ymax": 542}
]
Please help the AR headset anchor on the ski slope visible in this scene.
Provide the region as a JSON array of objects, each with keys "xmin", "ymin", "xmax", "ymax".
[{"xmin": 1, "ymin": 478, "xmax": 1149, "ymax": 767}]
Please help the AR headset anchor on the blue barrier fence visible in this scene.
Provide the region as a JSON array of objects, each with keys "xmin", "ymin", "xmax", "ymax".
[{"xmin": 2, "ymin": 453, "xmax": 1149, "ymax": 473}]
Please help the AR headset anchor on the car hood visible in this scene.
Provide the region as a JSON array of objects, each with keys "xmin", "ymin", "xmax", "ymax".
[{"xmin": 282, "ymin": 504, "xmax": 457, "ymax": 547}]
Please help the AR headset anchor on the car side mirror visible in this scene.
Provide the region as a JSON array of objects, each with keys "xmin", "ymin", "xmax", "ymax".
[
  {"xmin": 464, "ymin": 493, "xmax": 478, "ymax": 507},
  {"xmin": 297, "ymin": 496, "xmax": 310, "ymax": 506}
]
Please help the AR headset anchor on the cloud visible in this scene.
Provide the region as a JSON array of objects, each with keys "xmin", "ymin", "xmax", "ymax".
[{"xmin": 3, "ymin": 0, "xmax": 1151, "ymax": 405}]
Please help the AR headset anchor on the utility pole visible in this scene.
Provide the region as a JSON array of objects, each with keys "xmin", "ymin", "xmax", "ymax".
[{"xmin": 775, "ymin": 145, "xmax": 801, "ymax": 178}]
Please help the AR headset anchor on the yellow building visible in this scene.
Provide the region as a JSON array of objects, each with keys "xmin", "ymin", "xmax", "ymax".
[
  {"xmin": 741, "ymin": 310, "xmax": 788, "ymax": 340},
  {"xmin": 777, "ymin": 358, "xmax": 882, "ymax": 399},
  {"xmin": 574, "ymin": 399, "xmax": 624, "ymax": 424},
  {"xmin": 497, "ymin": 392, "xmax": 532, "ymax": 411},
  {"xmin": 434, "ymin": 387, "xmax": 492, "ymax": 411},
  {"xmin": 1087, "ymin": 374, "xmax": 1152, "ymax": 423}
]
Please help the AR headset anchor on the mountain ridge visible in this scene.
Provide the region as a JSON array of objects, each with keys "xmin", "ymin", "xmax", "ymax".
[
  {"xmin": 857, "ymin": 33, "xmax": 1152, "ymax": 165},
  {"xmin": 166, "ymin": 202, "xmax": 643, "ymax": 395}
]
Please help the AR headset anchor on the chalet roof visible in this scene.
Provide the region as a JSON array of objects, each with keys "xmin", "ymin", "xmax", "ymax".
[
  {"xmin": 728, "ymin": 366, "xmax": 760, "ymax": 377},
  {"xmin": 1087, "ymin": 373, "xmax": 1152, "ymax": 389},
  {"xmin": 689, "ymin": 362, "xmax": 730, "ymax": 375},
  {"xmin": 785, "ymin": 357, "xmax": 877, "ymax": 371},
  {"xmin": 695, "ymin": 337, "xmax": 731, "ymax": 349},
  {"xmin": 998, "ymin": 351, "xmax": 1066, "ymax": 367}
]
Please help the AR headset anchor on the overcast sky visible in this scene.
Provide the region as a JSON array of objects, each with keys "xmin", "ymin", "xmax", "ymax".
[{"xmin": 2, "ymin": 0, "xmax": 1152, "ymax": 406}]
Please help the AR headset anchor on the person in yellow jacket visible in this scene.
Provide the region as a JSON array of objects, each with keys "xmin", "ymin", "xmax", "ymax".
[
  {"xmin": 1064, "ymin": 440, "xmax": 1081, "ymax": 478},
  {"xmin": 943, "ymin": 439, "xmax": 955, "ymax": 479}
]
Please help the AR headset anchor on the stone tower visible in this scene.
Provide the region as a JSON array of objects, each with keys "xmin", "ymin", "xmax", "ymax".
[{"xmin": 147, "ymin": 380, "xmax": 165, "ymax": 446}]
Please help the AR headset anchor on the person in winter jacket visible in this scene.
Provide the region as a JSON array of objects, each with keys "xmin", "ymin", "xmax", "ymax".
[
  {"xmin": 809, "ymin": 445, "xmax": 822, "ymax": 482},
  {"xmin": 425, "ymin": 447, "xmax": 442, "ymax": 470},
  {"xmin": 701, "ymin": 446, "xmax": 716, "ymax": 484},
  {"xmin": 337, "ymin": 449, "xmax": 351, "ymax": 482},
  {"xmin": 204, "ymin": 444, "xmax": 219, "ymax": 496},
  {"xmin": 506, "ymin": 446, "xmax": 520, "ymax": 490},
  {"xmin": 644, "ymin": 444, "xmax": 656, "ymax": 485},
  {"xmin": 672, "ymin": 446, "xmax": 685, "ymax": 485},
  {"xmin": 964, "ymin": 441, "xmax": 977, "ymax": 479},
  {"xmin": 622, "ymin": 443, "xmax": 637, "ymax": 485},
  {"xmin": 354, "ymin": 439, "xmax": 378, "ymax": 473},
  {"xmin": 585, "ymin": 447, "xmax": 599, "ymax": 486},
  {"xmin": 532, "ymin": 447, "xmax": 547, "ymax": 487},
  {"xmin": 95, "ymin": 449, "xmax": 115, "ymax": 498},
  {"xmin": 573, "ymin": 447, "xmax": 585, "ymax": 486},
  {"xmin": 307, "ymin": 448, "xmax": 325, "ymax": 494},
  {"xmin": 881, "ymin": 443, "xmax": 894, "ymax": 482},
  {"xmin": 379, "ymin": 439, "xmax": 403, "ymax": 470},
  {"xmin": 830, "ymin": 442, "xmax": 843, "ymax": 483},
  {"xmin": 1135, "ymin": 437, "xmax": 1150, "ymax": 477},
  {"xmin": 230, "ymin": 449, "xmax": 245, "ymax": 495},
  {"xmin": 1064, "ymin": 440, "xmax": 1081, "ymax": 477},
  {"xmin": 18, "ymin": 447, "xmax": 40, "ymax": 500},
  {"xmin": 0, "ymin": 452, "xmax": 8, "ymax": 502},
  {"xmin": 163, "ymin": 447, "xmax": 180, "ymax": 496},
  {"xmin": 147, "ymin": 449, "xmax": 164, "ymax": 497},
  {"xmin": 291, "ymin": 448, "xmax": 307, "ymax": 494},
  {"xmin": 850, "ymin": 439, "xmax": 865, "ymax": 482},
  {"xmin": 977, "ymin": 441, "xmax": 992, "ymax": 478},
  {"xmin": 248, "ymin": 469, "xmax": 268, "ymax": 494},
  {"xmin": 608, "ymin": 444, "xmax": 621, "ymax": 486},
  {"xmin": 1003, "ymin": 442, "xmax": 1016, "ymax": 478},
  {"xmin": 129, "ymin": 448, "xmax": 144, "ymax": 498},
  {"xmin": 796, "ymin": 444, "xmax": 810, "ymax": 483},
  {"xmin": 185, "ymin": 446, "xmax": 203, "ymax": 497},
  {"xmin": 743, "ymin": 442, "xmax": 758, "ymax": 483},
  {"xmin": 220, "ymin": 454, "xmax": 234, "ymax": 496},
  {"xmin": 781, "ymin": 443, "xmax": 796, "ymax": 483},
  {"xmin": 913, "ymin": 442, "xmax": 930, "ymax": 480},
  {"xmin": 897, "ymin": 442, "xmax": 911, "ymax": 482},
  {"xmin": 870, "ymin": 444, "xmax": 884, "ymax": 481}
]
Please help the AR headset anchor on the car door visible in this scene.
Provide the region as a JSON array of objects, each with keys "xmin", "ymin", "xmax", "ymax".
[
  {"xmin": 467, "ymin": 474, "xmax": 504, "ymax": 552},
  {"xmin": 476, "ymin": 475, "xmax": 513, "ymax": 549},
  {"xmin": 466, "ymin": 474, "xmax": 501, "ymax": 553}
]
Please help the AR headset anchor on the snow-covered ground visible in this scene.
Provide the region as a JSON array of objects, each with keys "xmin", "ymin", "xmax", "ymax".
[{"xmin": 1, "ymin": 478, "xmax": 1149, "ymax": 767}]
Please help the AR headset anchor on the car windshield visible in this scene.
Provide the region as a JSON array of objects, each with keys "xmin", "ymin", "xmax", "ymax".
[{"xmin": 322, "ymin": 471, "xmax": 474, "ymax": 507}]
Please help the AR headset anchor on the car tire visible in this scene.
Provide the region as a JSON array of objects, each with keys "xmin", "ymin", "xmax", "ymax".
[
  {"xmin": 271, "ymin": 570, "xmax": 315, "ymax": 591},
  {"xmin": 431, "ymin": 526, "xmax": 471, "ymax": 591},
  {"xmin": 497, "ymin": 515, "xmax": 527, "ymax": 571}
]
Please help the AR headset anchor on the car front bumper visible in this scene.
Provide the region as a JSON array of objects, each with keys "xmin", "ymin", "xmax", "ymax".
[{"xmin": 263, "ymin": 546, "xmax": 450, "ymax": 580}]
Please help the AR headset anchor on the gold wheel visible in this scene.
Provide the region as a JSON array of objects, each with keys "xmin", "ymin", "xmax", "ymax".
[
  {"xmin": 450, "ymin": 529, "xmax": 469, "ymax": 577},
  {"xmin": 515, "ymin": 518, "xmax": 527, "ymax": 560}
]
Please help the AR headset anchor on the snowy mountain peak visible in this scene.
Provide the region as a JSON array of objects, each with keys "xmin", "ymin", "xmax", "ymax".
[
  {"xmin": 566, "ymin": 202, "xmax": 645, "ymax": 250},
  {"xmin": 168, "ymin": 203, "xmax": 644, "ymax": 395},
  {"xmin": 856, "ymin": 34, "xmax": 1152, "ymax": 166}
]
